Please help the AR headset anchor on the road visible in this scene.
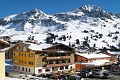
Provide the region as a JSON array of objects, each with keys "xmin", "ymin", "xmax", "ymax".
[{"xmin": 85, "ymin": 75, "xmax": 120, "ymax": 80}]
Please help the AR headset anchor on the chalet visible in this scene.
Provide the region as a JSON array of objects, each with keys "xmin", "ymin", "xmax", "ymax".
[
  {"xmin": 8, "ymin": 42, "xmax": 75, "ymax": 74},
  {"xmin": 0, "ymin": 39, "xmax": 10, "ymax": 59},
  {"xmin": 103, "ymin": 50, "xmax": 120, "ymax": 64},
  {"xmin": 0, "ymin": 39, "xmax": 10, "ymax": 49},
  {"xmin": 75, "ymin": 52, "xmax": 112, "ymax": 71},
  {"xmin": 2, "ymin": 36, "xmax": 11, "ymax": 41}
]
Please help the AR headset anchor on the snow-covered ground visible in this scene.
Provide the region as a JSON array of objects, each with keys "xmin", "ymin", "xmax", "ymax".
[
  {"xmin": 5, "ymin": 60, "xmax": 23, "ymax": 80},
  {"xmin": 1, "ymin": 77, "xmax": 23, "ymax": 80},
  {"xmin": 5, "ymin": 60, "xmax": 49, "ymax": 80}
]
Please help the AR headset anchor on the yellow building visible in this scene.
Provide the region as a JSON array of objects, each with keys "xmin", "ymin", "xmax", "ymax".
[
  {"xmin": 0, "ymin": 51, "xmax": 5, "ymax": 79},
  {"xmin": 9, "ymin": 42, "xmax": 75, "ymax": 74}
]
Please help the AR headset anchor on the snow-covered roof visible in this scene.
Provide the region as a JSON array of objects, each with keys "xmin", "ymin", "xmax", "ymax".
[
  {"xmin": 81, "ymin": 60, "xmax": 110, "ymax": 66},
  {"xmin": 1, "ymin": 44, "xmax": 16, "ymax": 51},
  {"xmin": 76, "ymin": 53, "xmax": 110, "ymax": 59},
  {"xmin": 107, "ymin": 50, "xmax": 120, "ymax": 55},
  {"xmin": 28, "ymin": 43, "xmax": 52, "ymax": 51},
  {"xmin": 92, "ymin": 50, "xmax": 101, "ymax": 54},
  {"xmin": 1, "ymin": 47, "xmax": 10, "ymax": 52},
  {"xmin": 0, "ymin": 39, "xmax": 9, "ymax": 45}
]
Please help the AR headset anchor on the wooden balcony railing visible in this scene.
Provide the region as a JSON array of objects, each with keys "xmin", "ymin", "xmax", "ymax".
[
  {"xmin": 46, "ymin": 63, "xmax": 72, "ymax": 67},
  {"xmin": 46, "ymin": 56, "xmax": 71, "ymax": 60}
]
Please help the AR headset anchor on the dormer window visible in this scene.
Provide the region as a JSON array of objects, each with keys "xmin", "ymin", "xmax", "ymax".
[{"xmin": 23, "ymin": 46, "xmax": 26, "ymax": 51}]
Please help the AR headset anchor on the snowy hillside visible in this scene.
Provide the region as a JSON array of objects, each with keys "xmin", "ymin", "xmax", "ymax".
[{"xmin": 0, "ymin": 4, "xmax": 120, "ymax": 49}]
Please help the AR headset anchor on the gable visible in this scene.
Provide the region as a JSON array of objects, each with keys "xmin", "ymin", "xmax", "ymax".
[
  {"xmin": 7, "ymin": 43, "xmax": 29, "ymax": 51},
  {"xmin": 44, "ymin": 43, "xmax": 74, "ymax": 51}
]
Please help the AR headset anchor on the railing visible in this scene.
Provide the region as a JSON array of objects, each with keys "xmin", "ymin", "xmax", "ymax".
[
  {"xmin": 46, "ymin": 56, "xmax": 71, "ymax": 60},
  {"xmin": 46, "ymin": 63, "xmax": 72, "ymax": 67}
]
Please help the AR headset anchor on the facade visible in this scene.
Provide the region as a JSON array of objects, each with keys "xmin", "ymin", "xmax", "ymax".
[
  {"xmin": 0, "ymin": 51, "xmax": 5, "ymax": 79},
  {"xmin": 10, "ymin": 42, "xmax": 75, "ymax": 74},
  {"xmin": 104, "ymin": 50, "xmax": 120, "ymax": 64},
  {"xmin": 75, "ymin": 52, "xmax": 111, "ymax": 71}
]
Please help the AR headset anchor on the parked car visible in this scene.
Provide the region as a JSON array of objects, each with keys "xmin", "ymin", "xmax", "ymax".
[
  {"xmin": 78, "ymin": 70, "xmax": 90, "ymax": 78},
  {"xmin": 92, "ymin": 69, "xmax": 102, "ymax": 74},
  {"xmin": 83, "ymin": 68, "xmax": 92, "ymax": 72},
  {"xmin": 78, "ymin": 72, "xmax": 87, "ymax": 78},
  {"xmin": 69, "ymin": 75, "xmax": 85, "ymax": 80},
  {"xmin": 45, "ymin": 74, "xmax": 53, "ymax": 78},
  {"xmin": 88, "ymin": 73, "xmax": 100, "ymax": 78},
  {"xmin": 111, "ymin": 70, "xmax": 120, "ymax": 75},
  {"xmin": 58, "ymin": 75, "xmax": 66, "ymax": 79},
  {"xmin": 98, "ymin": 72, "xmax": 114, "ymax": 79},
  {"xmin": 50, "ymin": 75, "xmax": 56, "ymax": 79}
]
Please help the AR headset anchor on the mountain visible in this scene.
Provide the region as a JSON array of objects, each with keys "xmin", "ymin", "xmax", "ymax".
[{"xmin": 0, "ymin": 5, "xmax": 120, "ymax": 49}]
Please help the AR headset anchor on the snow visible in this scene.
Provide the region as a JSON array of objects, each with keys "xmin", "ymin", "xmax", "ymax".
[
  {"xmin": 76, "ymin": 53, "xmax": 110, "ymax": 59},
  {"xmin": 1, "ymin": 4, "xmax": 120, "ymax": 80},
  {"xmin": 107, "ymin": 50, "xmax": 120, "ymax": 55},
  {"xmin": 0, "ymin": 5, "xmax": 119, "ymax": 49},
  {"xmin": 4, "ymin": 60, "xmax": 23, "ymax": 80},
  {"xmin": 81, "ymin": 60, "xmax": 110, "ymax": 66},
  {"xmin": 0, "ymin": 39, "xmax": 9, "ymax": 44},
  {"xmin": 0, "ymin": 77, "xmax": 23, "ymax": 80},
  {"xmin": 28, "ymin": 43, "xmax": 52, "ymax": 50}
]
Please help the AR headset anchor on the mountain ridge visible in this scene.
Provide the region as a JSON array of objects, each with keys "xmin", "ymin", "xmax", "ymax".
[{"xmin": 0, "ymin": 4, "xmax": 120, "ymax": 49}]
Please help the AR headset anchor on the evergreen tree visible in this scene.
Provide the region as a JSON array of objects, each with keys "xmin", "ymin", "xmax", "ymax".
[{"xmin": 76, "ymin": 39, "xmax": 80, "ymax": 44}]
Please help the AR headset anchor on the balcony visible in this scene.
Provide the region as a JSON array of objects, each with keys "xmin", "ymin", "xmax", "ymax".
[
  {"xmin": 46, "ymin": 56, "xmax": 71, "ymax": 60},
  {"xmin": 46, "ymin": 63, "xmax": 72, "ymax": 67}
]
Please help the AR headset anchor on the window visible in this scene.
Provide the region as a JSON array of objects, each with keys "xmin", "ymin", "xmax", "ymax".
[
  {"xmin": 14, "ymin": 66, "xmax": 17, "ymax": 69},
  {"xmin": 14, "ymin": 53, "xmax": 18, "ymax": 56},
  {"xmin": 26, "ymin": 68, "xmax": 27, "ymax": 72},
  {"xmin": 23, "ymin": 47, "xmax": 27, "ymax": 51},
  {"xmin": 22, "ymin": 60, "xmax": 23, "ymax": 63},
  {"xmin": 29, "ymin": 69, "xmax": 30, "ymax": 72},
  {"xmin": 22, "ymin": 53, "xmax": 23, "ymax": 56},
  {"xmin": 29, "ymin": 54, "xmax": 34, "ymax": 57},
  {"xmin": 22, "ymin": 67, "xmax": 24, "ymax": 71},
  {"xmin": 19, "ymin": 53, "xmax": 21, "ymax": 56},
  {"xmin": 18, "ymin": 66, "xmax": 20, "ymax": 70},
  {"xmin": 45, "ymin": 68, "xmax": 50, "ymax": 72},
  {"xmin": 14, "ymin": 47, "xmax": 18, "ymax": 51},
  {"xmin": 14, "ymin": 59, "xmax": 18, "ymax": 62},
  {"xmin": 19, "ymin": 46, "xmax": 21, "ymax": 49},
  {"xmin": 65, "ymin": 65, "xmax": 68, "ymax": 69},
  {"xmin": 29, "ymin": 61, "xmax": 33, "ymax": 65},
  {"xmin": 60, "ymin": 66, "xmax": 64, "ymax": 70}
]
